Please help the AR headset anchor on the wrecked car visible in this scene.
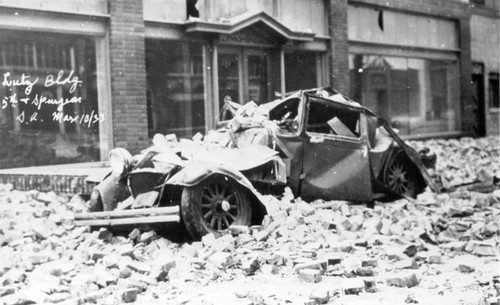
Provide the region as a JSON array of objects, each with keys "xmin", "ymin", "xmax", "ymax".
[{"xmin": 76, "ymin": 88, "xmax": 439, "ymax": 240}]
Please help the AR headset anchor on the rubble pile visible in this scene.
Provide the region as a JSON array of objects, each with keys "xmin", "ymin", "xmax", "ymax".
[
  {"xmin": 0, "ymin": 136, "xmax": 499, "ymax": 305},
  {"xmin": 410, "ymin": 136, "xmax": 500, "ymax": 190}
]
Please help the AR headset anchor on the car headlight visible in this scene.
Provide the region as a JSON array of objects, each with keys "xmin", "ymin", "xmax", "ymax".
[{"xmin": 109, "ymin": 148, "xmax": 133, "ymax": 177}]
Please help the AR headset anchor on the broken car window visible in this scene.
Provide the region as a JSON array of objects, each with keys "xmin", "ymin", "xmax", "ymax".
[
  {"xmin": 306, "ymin": 98, "xmax": 360, "ymax": 138},
  {"xmin": 269, "ymin": 97, "xmax": 300, "ymax": 133}
]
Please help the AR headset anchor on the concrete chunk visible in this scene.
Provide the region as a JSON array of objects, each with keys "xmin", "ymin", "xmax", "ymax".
[
  {"xmin": 126, "ymin": 261, "xmax": 151, "ymax": 274},
  {"xmin": 298, "ymin": 269, "xmax": 322, "ymax": 283},
  {"xmin": 405, "ymin": 273, "xmax": 419, "ymax": 288},
  {"xmin": 342, "ymin": 278, "xmax": 365, "ymax": 295},
  {"xmin": 122, "ymin": 288, "xmax": 139, "ymax": 303},
  {"xmin": 465, "ymin": 241, "xmax": 497, "ymax": 256},
  {"xmin": 208, "ymin": 252, "xmax": 234, "ymax": 269},
  {"xmin": 139, "ymin": 230, "xmax": 157, "ymax": 244},
  {"xmin": 363, "ymin": 278, "xmax": 377, "ymax": 293},
  {"xmin": 294, "ymin": 260, "xmax": 327, "ymax": 274},
  {"xmin": 97, "ymin": 228, "xmax": 113, "ymax": 242},
  {"xmin": 362, "ymin": 259, "xmax": 378, "ymax": 268},
  {"xmin": 128, "ymin": 228, "xmax": 141, "ymax": 241},
  {"xmin": 242, "ymin": 257, "xmax": 260, "ymax": 276},
  {"xmin": 355, "ymin": 267, "xmax": 374, "ymax": 277},
  {"xmin": 309, "ymin": 289, "xmax": 330, "ymax": 304},
  {"xmin": 458, "ymin": 264, "xmax": 475, "ymax": 273},
  {"xmin": 386, "ymin": 277, "xmax": 407, "ymax": 288},
  {"xmin": 229, "ymin": 225, "xmax": 250, "ymax": 236}
]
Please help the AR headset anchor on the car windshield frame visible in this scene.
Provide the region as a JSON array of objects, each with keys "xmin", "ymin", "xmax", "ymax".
[
  {"xmin": 269, "ymin": 93, "xmax": 305, "ymax": 137},
  {"xmin": 302, "ymin": 93, "xmax": 365, "ymax": 143}
]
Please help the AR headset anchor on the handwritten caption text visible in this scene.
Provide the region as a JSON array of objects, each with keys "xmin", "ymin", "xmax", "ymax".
[{"xmin": 1, "ymin": 71, "xmax": 104, "ymax": 127}]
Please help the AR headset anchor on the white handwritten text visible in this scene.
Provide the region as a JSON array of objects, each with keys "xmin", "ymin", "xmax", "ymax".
[{"xmin": 2, "ymin": 72, "xmax": 39, "ymax": 95}]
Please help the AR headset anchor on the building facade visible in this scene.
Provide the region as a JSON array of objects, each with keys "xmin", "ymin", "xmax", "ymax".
[
  {"xmin": 469, "ymin": 0, "xmax": 500, "ymax": 137},
  {"xmin": 0, "ymin": 0, "xmax": 498, "ymax": 168}
]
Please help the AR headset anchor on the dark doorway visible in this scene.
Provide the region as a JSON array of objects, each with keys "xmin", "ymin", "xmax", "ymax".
[{"xmin": 471, "ymin": 63, "xmax": 486, "ymax": 137}]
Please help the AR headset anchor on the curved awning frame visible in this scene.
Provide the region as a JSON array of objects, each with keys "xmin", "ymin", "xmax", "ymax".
[{"xmin": 185, "ymin": 10, "xmax": 315, "ymax": 42}]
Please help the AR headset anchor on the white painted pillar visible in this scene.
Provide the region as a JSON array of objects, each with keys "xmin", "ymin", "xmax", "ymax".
[{"xmin": 95, "ymin": 35, "xmax": 113, "ymax": 160}]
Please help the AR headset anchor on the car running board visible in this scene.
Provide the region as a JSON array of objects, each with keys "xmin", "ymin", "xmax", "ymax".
[{"xmin": 74, "ymin": 206, "xmax": 180, "ymax": 227}]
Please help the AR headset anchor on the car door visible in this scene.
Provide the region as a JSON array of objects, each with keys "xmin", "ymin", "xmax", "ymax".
[{"xmin": 300, "ymin": 95, "xmax": 373, "ymax": 201}]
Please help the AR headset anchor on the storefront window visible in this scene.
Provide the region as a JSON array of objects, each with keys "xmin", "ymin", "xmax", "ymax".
[
  {"xmin": 285, "ymin": 52, "xmax": 318, "ymax": 92},
  {"xmin": 218, "ymin": 52, "xmax": 240, "ymax": 112},
  {"xmin": 247, "ymin": 54, "xmax": 268, "ymax": 104},
  {"xmin": 349, "ymin": 54, "xmax": 459, "ymax": 135},
  {"xmin": 217, "ymin": 48, "xmax": 271, "ymax": 121},
  {"xmin": 146, "ymin": 40, "xmax": 205, "ymax": 138},
  {"xmin": 0, "ymin": 30, "xmax": 101, "ymax": 169}
]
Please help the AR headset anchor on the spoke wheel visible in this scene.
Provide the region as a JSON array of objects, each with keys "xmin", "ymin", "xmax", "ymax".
[
  {"xmin": 181, "ymin": 175, "xmax": 252, "ymax": 240},
  {"xmin": 385, "ymin": 157, "xmax": 419, "ymax": 198}
]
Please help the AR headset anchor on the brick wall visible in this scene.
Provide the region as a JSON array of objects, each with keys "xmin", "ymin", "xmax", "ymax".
[
  {"xmin": 108, "ymin": 0, "xmax": 149, "ymax": 153},
  {"xmin": 328, "ymin": 0, "xmax": 350, "ymax": 93}
]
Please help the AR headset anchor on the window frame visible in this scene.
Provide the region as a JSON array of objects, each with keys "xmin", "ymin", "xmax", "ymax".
[
  {"xmin": 304, "ymin": 95, "xmax": 364, "ymax": 144},
  {"xmin": 348, "ymin": 45, "xmax": 461, "ymax": 137},
  {"xmin": 145, "ymin": 39, "xmax": 207, "ymax": 138}
]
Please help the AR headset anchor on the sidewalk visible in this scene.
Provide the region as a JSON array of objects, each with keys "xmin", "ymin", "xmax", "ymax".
[{"xmin": 0, "ymin": 162, "xmax": 110, "ymax": 195}]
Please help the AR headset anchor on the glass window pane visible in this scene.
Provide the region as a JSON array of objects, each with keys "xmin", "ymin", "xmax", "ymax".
[
  {"xmin": 285, "ymin": 52, "xmax": 317, "ymax": 92},
  {"xmin": 218, "ymin": 52, "xmax": 240, "ymax": 120},
  {"xmin": 247, "ymin": 54, "xmax": 267, "ymax": 105},
  {"xmin": 412, "ymin": 59, "xmax": 459, "ymax": 135},
  {"xmin": 349, "ymin": 54, "xmax": 459, "ymax": 136},
  {"xmin": 0, "ymin": 30, "xmax": 101, "ymax": 168},
  {"xmin": 146, "ymin": 40, "xmax": 205, "ymax": 138},
  {"xmin": 218, "ymin": 49, "xmax": 271, "ymax": 117}
]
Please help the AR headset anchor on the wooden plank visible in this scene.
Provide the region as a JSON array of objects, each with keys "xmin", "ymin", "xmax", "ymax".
[
  {"xmin": 74, "ymin": 215, "xmax": 181, "ymax": 227},
  {"xmin": 74, "ymin": 206, "xmax": 180, "ymax": 220}
]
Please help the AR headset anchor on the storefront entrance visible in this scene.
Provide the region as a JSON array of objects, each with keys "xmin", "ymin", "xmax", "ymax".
[
  {"xmin": 218, "ymin": 47, "xmax": 272, "ymax": 112},
  {"xmin": 145, "ymin": 9, "xmax": 329, "ymax": 139}
]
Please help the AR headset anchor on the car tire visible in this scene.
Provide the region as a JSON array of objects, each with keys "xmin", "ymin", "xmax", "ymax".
[
  {"xmin": 384, "ymin": 156, "xmax": 420, "ymax": 198},
  {"xmin": 181, "ymin": 174, "xmax": 252, "ymax": 240}
]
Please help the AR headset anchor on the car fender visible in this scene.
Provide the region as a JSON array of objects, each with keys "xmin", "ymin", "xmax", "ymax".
[
  {"xmin": 90, "ymin": 174, "xmax": 131, "ymax": 211},
  {"xmin": 363, "ymin": 109, "xmax": 440, "ymax": 193},
  {"xmin": 162, "ymin": 161, "xmax": 268, "ymax": 213}
]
